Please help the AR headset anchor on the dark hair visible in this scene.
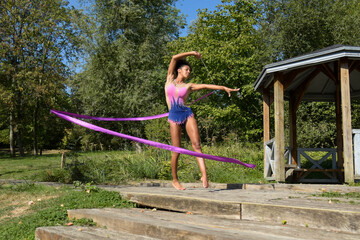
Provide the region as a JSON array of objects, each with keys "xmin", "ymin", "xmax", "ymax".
[{"xmin": 175, "ymin": 59, "xmax": 192, "ymax": 73}]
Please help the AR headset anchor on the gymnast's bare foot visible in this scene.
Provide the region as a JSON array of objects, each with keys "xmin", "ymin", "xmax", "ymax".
[
  {"xmin": 172, "ymin": 180, "xmax": 186, "ymax": 190},
  {"xmin": 201, "ymin": 176, "xmax": 209, "ymax": 188}
]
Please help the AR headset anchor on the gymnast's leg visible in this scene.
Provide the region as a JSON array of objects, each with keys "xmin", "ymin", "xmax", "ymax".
[
  {"xmin": 185, "ymin": 116, "xmax": 209, "ymax": 188},
  {"xmin": 170, "ymin": 121, "xmax": 186, "ymax": 190}
]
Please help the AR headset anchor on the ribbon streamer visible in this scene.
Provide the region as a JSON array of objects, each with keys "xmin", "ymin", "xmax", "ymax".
[
  {"xmin": 53, "ymin": 91, "xmax": 216, "ymax": 122},
  {"xmin": 51, "ymin": 109, "xmax": 256, "ymax": 168},
  {"xmin": 52, "ymin": 109, "xmax": 169, "ymax": 121}
]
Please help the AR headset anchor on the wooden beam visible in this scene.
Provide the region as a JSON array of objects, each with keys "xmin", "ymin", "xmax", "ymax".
[
  {"xmin": 335, "ymin": 61, "xmax": 344, "ymax": 182},
  {"xmin": 356, "ymin": 65, "xmax": 360, "ymax": 73},
  {"xmin": 289, "ymin": 94, "xmax": 297, "ymax": 166},
  {"xmin": 283, "ymin": 67, "xmax": 311, "ymax": 90},
  {"xmin": 263, "ymin": 88, "xmax": 271, "ymax": 178},
  {"xmin": 294, "ymin": 67, "xmax": 321, "ymax": 110},
  {"xmin": 349, "ymin": 60, "xmax": 360, "ymax": 73},
  {"xmin": 320, "ymin": 64, "xmax": 336, "ymax": 82},
  {"xmin": 274, "ymin": 73, "xmax": 285, "ymax": 182},
  {"xmin": 340, "ymin": 59, "xmax": 354, "ymax": 183}
]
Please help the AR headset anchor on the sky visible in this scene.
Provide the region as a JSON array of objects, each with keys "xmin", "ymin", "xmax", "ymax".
[
  {"xmin": 68, "ymin": 0, "xmax": 221, "ymax": 37},
  {"xmin": 175, "ymin": 0, "xmax": 221, "ymax": 36}
]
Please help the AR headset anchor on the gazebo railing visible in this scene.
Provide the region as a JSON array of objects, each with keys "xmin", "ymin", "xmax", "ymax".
[
  {"xmin": 264, "ymin": 138, "xmax": 291, "ymax": 180},
  {"xmin": 295, "ymin": 148, "xmax": 338, "ymax": 183},
  {"xmin": 353, "ymin": 129, "xmax": 360, "ymax": 179},
  {"xmin": 265, "ymin": 138, "xmax": 340, "ymax": 182}
]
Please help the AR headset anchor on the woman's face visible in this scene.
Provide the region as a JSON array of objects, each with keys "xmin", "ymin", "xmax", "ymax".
[{"xmin": 178, "ymin": 65, "xmax": 191, "ymax": 79}]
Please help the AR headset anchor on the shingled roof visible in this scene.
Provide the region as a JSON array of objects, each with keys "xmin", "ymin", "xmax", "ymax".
[{"xmin": 254, "ymin": 45, "xmax": 360, "ymax": 101}]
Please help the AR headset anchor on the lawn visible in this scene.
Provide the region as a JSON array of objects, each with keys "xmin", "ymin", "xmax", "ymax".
[
  {"xmin": 0, "ymin": 143, "xmax": 264, "ymax": 239},
  {"xmin": 0, "ymin": 182, "xmax": 134, "ymax": 240},
  {"xmin": 0, "ymin": 142, "xmax": 265, "ymax": 185},
  {"xmin": 0, "ymin": 152, "xmax": 62, "ymax": 180}
]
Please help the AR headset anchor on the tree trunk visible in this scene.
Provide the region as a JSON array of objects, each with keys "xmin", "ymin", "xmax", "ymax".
[
  {"xmin": 9, "ymin": 111, "xmax": 15, "ymax": 157},
  {"xmin": 16, "ymin": 92, "xmax": 25, "ymax": 157},
  {"xmin": 33, "ymin": 102, "xmax": 39, "ymax": 155},
  {"xmin": 17, "ymin": 128, "xmax": 24, "ymax": 156}
]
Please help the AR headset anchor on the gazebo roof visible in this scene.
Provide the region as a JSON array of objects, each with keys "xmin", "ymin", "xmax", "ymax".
[{"xmin": 254, "ymin": 45, "xmax": 360, "ymax": 101}]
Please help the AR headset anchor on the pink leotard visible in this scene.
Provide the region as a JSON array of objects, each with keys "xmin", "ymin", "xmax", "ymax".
[{"xmin": 165, "ymin": 76, "xmax": 193, "ymax": 124}]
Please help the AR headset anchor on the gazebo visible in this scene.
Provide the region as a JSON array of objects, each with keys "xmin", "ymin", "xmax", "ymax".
[{"xmin": 254, "ymin": 45, "xmax": 360, "ymax": 183}]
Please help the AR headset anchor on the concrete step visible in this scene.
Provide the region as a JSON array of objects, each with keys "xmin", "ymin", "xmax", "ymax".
[
  {"xmin": 35, "ymin": 225, "xmax": 159, "ymax": 240},
  {"xmin": 112, "ymin": 186, "xmax": 360, "ymax": 233},
  {"xmin": 67, "ymin": 208, "xmax": 359, "ymax": 240}
]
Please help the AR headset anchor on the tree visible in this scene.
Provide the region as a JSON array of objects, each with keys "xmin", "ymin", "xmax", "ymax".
[
  {"xmin": 257, "ymin": 0, "xmax": 360, "ymax": 147},
  {"xmin": 70, "ymin": 0, "xmax": 185, "ymax": 149},
  {"xmin": 257, "ymin": 0, "xmax": 360, "ymax": 61},
  {"xmin": 167, "ymin": 0, "xmax": 262, "ymax": 143},
  {"xmin": 0, "ymin": 0, "xmax": 86, "ymax": 156}
]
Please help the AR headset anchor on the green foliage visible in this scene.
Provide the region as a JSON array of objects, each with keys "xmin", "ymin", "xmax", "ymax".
[
  {"xmin": 73, "ymin": 181, "xmax": 100, "ymax": 192},
  {"xmin": 61, "ymin": 126, "xmax": 87, "ymax": 151},
  {"xmin": 289, "ymin": 102, "xmax": 337, "ymax": 148},
  {"xmin": 144, "ymin": 117, "xmax": 171, "ymax": 144},
  {"xmin": 0, "ymin": 0, "xmax": 87, "ymax": 155},
  {"xmin": 259, "ymin": 0, "xmax": 360, "ymax": 63},
  {"xmin": 0, "ymin": 183, "xmax": 134, "ymax": 240},
  {"xmin": 167, "ymin": 0, "xmax": 263, "ymax": 142},
  {"xmin": 1, "ymin": 144, "xmax": 264, "ymax": 184},
  {"xmin": 258, "ymin": 0, "xmax": 360, "ymax": 61},
  {"xmin": 70, "ymin": 0, "xmax": 185, "ymax": 149},
  {"xmin": 0, "ymin": 128, "xmax": 9, "ymax": 145},
  {"xmin": 257, "ymin": 0, "xmax": 360, "ymax": 148}
]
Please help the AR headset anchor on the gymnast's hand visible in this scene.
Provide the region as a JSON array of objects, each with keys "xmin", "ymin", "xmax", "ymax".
[
  {"xmin": 193, "ymin": 51, "xmax": 202, "ymax": 59},
  {"xmin": 224, "ymin": 87, "xmax": 240, "ymax": 97}
]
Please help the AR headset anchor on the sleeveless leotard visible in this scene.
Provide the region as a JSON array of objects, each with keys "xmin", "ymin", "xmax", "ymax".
[{"xmin": 165, "ymin": 75, "xmax": 193, "ymax": 125}]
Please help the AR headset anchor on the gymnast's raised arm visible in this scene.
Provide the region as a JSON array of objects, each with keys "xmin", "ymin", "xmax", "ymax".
[{"xmin": 167, "ymin": 51, "xmax": 202, "ymax": 77}]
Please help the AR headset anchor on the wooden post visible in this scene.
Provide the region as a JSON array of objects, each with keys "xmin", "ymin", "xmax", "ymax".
[
  {"xmin": 289, "ymin": 94, "xmax": 297, "ymax": 166},
  {"xmin": 61, "ymin": 152, "xmax": 66, "ymax": 169},
  {"xmin": 274, "ymin": 73, "xmax": 285, "ymax": 182},
  {"xmin": 263, "ymin": 88, "xmax": 271, "ymax": 178},
  {"xmin": 335, "ymin": 61, "xmax": 344, "ymax": 182},
  {"xmin": 340, "ymin": 59, "xmax": 354, "ymax": 183}
]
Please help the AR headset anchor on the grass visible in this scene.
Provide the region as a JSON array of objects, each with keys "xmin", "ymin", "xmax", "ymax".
[
  {"xmin": 0, "ymin": 143, "xmax": 264, "ymax": 239},
  {"xmin": 0, "ymin": 142, "xmax": 265, "ymax": 185},
  {"xmin": 313, "ymin": 191, "xmax": 360, "ymax": 199},
  {"xmin": 311, "ymin": 191, "xmax": 360, "ymax": 205},
  {"xmin": 0, "ymin": 182, "xmax": 134, "ymax": 240},
  {"xmin": 0, "ymin": 152, "xmax": 61, "ymax": 180}
]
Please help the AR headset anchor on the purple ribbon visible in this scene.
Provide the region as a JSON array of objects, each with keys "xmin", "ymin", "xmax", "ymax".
[
  {"xmin": 186, "ymin": 90, "xmax": 216, "ymax": 105},
  {"xmin": 50, "ymin": 109, "xmax": 256, "ymax": 168},
  {"xmin": 52, "ymin": 91, "xmax": 216, "ymax": 122},
  {"xmin": 52, "ymin": 109, "xmax": 169, "ymax": 121}
]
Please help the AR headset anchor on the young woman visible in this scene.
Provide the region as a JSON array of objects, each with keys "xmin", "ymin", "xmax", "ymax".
[{"xmin": 165, "ymin": 51, "xmax": 240, "ymax": 190}]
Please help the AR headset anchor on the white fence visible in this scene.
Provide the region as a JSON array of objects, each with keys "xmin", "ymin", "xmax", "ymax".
[{"xmin": 353, "ymin": 129, "xmax": 360, "ymax": 179}]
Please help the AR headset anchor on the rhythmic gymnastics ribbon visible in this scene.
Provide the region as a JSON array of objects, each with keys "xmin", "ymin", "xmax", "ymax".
[
  {"xmin": 52, "ymin": 91, "xmax": 216, "ymax": 122},
  {"xmin": 51, "ymin": 109, "xmax": 255, "ymax": 168}
]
